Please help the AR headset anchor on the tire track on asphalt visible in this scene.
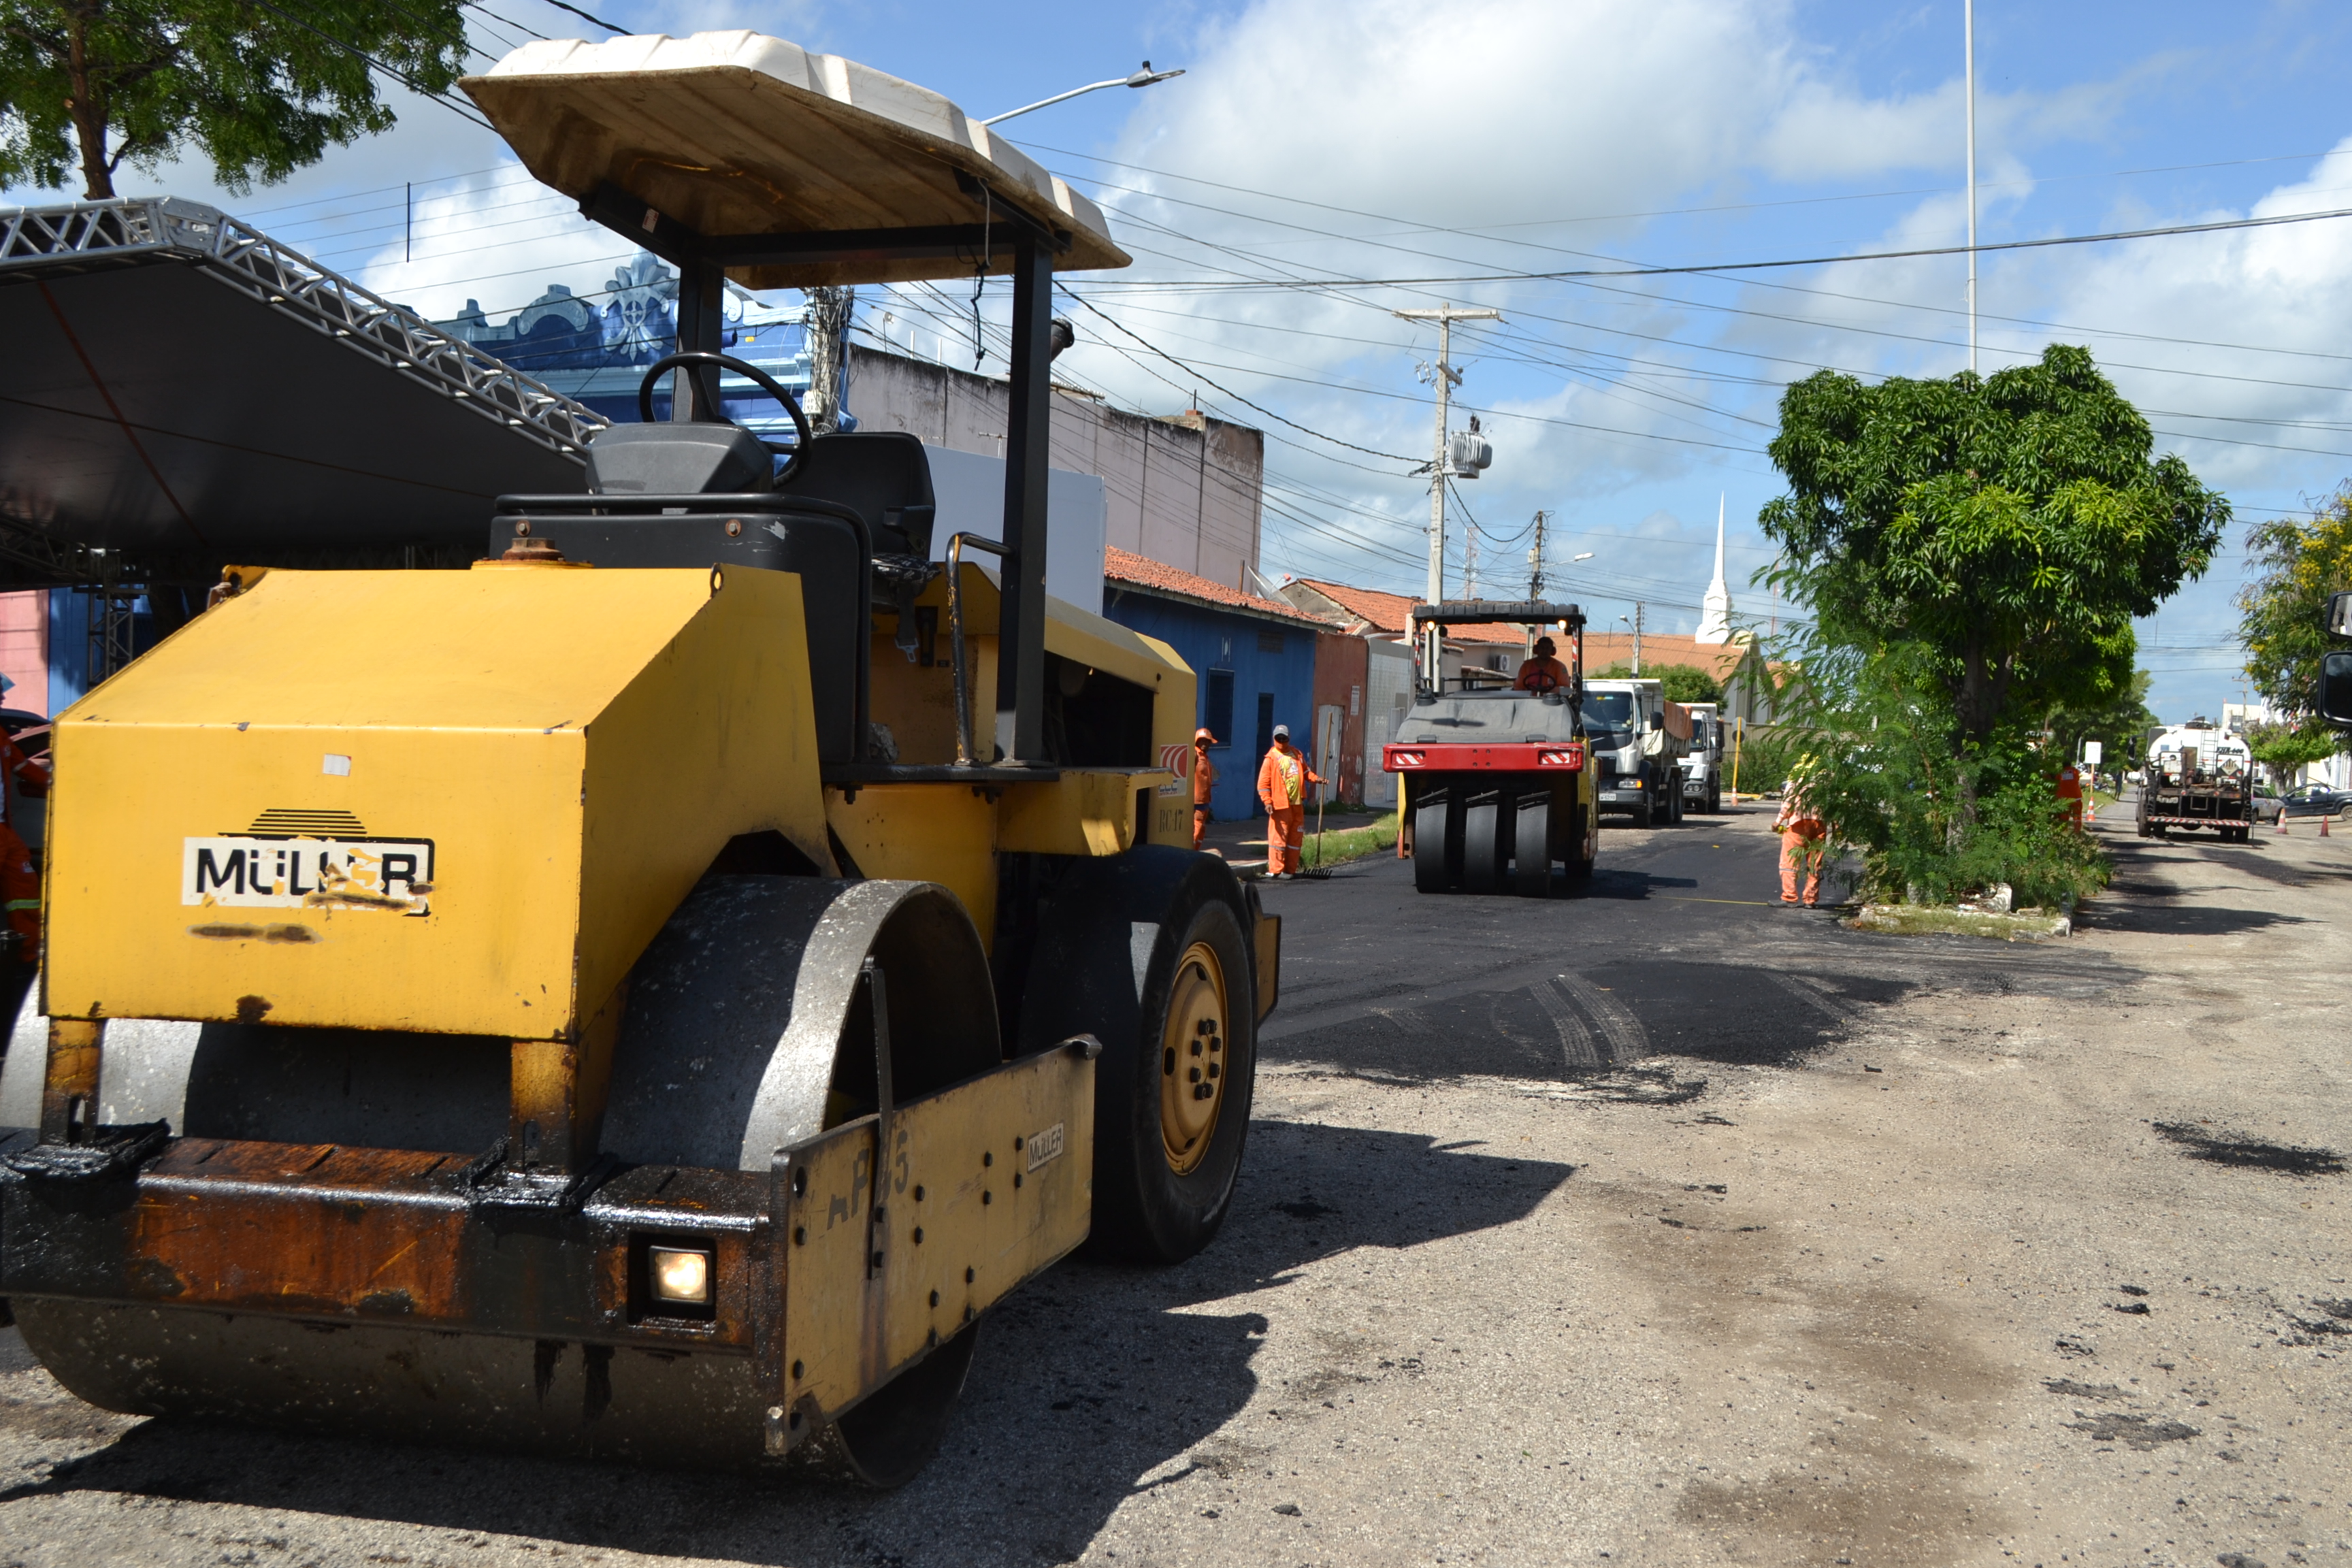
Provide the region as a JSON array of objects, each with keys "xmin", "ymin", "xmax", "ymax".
[{"xmin": 1549, "ymin": 970, "xmax": 1649, "ymax": 1065}]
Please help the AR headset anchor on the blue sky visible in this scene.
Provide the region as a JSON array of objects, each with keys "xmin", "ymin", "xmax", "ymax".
[{"xmin": 17, "ymin": 0, "xmax": 2352, "ymax": 721}]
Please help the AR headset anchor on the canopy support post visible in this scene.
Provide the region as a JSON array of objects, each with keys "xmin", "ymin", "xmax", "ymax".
[
  {"xmin": 994, "ymin": 231, "xmax": 1052, "ymax": 764},
  {"xmin": 672, "ymin": 260, "xmax": 727, "ymax": 421}
]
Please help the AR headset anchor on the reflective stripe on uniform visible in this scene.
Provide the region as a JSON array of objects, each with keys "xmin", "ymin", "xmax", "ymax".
[{"xmin": 4, "ymin": 899, "xmax": 39, "ymax": 911}]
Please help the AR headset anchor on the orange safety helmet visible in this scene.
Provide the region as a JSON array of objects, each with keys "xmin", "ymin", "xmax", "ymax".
[{"xmin": 1194, "ymin": 728, "xmax": 1215, "ymax": 744}]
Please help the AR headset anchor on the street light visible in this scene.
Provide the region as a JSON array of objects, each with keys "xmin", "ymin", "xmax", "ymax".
[
  {"xmin": 983, "ymin": 62, "xmax": 1186, "ymax": 126},
  {"xmin": 1571, "ymin": 552, "xmax": 1595, "ymax": 563}
]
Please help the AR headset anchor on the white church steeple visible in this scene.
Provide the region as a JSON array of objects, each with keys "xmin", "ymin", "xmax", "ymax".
[{"xmin": 1696, "ymin": 493, "xmax": 1734, "ymax": 644}]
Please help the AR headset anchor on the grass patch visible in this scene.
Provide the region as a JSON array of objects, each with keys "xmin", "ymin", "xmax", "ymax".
[
  {"xmin": 1302, "ymin": 812, "xmax": 1401, "ymax": 870},
  {"xmin": 1850, "ymin": 903, "xmax": 2070, "ymax": 942}
]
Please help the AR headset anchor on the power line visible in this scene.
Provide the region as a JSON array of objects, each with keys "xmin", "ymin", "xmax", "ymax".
[
  {"xmin": 1074, "ymin": 206, "xmax": 2352, "ymax": 293},
  {"xmin": 248, "ymin": 1, "xmax": 497, "ymax": 132},
  {"xmin": 1062, "ymin": 291, "xmax": 1422, "ymax": 464},
  {"xmin": 534, "ymin": 0, "xmax": 623, "ymax": 33},
  {"xmin": 1018, "ymin": 137, "xmax": 2352, "ymax": 255}
]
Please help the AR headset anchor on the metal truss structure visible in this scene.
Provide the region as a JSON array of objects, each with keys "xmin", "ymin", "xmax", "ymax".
[{"xmin": 0, "ymin": 197, "xmax": 608, "ymax": 464}]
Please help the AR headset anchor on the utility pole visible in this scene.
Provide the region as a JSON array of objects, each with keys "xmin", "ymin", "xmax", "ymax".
[
  {"xmin": 1633, "ymin": 601, "xmax": 1644, "ymax": 674},
  {"xmin": 1463, "ymin": 511, "xmax": 1480, "ymax": 598},
  {"xmin": 1395, "ymin": 304, "xmax": 1501, "ymax": 604},
  {"xmin": 1965, "ymin": 0, "xmax": 1977, "ymax": 376},
  {"xmin": 1526, "ymin": 510, "xmax": 1548, "ymax": 600},
  {"xmin": 805, "ymin": 286, "xmax": 855, "ymax": 434}
]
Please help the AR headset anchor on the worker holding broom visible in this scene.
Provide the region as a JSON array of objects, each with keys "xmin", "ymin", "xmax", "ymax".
[{"xmin": 1256, "ymin": 723, "xmax": 1323, "ymax": 880}]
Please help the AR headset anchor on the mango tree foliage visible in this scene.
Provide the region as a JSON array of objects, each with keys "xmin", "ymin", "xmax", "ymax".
[
  {"xmin": 0, "ymin": 0, "xmax": 468, "ymax": 200},
  {"xmin": 1761, "ymin": 344, "xmax": 2228, "ymax": 749},
  {"xmin": 2237, "ymin": 485, "xmax": 2352, "ymax": 722}
]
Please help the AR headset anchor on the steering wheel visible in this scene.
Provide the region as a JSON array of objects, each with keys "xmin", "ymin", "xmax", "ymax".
[
  {"xmin": 636, "ymin": 350, "xmax": 816, "ymax": 482},
  {"xmin": 1520, "ymin": 670, "xmax": 1563, "ymax": 693}
]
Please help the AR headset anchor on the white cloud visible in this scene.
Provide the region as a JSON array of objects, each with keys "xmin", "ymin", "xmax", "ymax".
[{"xmin": 1032, "ymin": 0, "xmax": 2155, "ymax": 596}]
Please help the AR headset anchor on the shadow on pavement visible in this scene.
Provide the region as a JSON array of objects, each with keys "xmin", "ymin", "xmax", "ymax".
[
  {"xmin": 1582, "ymin": 868, "xmax": 1702, "ymax": 898},
  {"xmin": 2075, "ymin": 899, "xmax": 2306, "ymax": 937},
  {"xmin": 4, "ymin": 1122, "xmax": 1571, "ymax": 1568}
]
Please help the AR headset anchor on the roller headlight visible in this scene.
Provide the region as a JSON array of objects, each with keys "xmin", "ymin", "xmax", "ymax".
[{"xmin": 650, "ymin": 1246, "xmax": 712, "ymax": 1306}]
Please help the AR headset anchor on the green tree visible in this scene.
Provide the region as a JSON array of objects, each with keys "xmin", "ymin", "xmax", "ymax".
[
  {"xmin": 0, "ymin": 1, "xmax": 468, "ymax": 200},
  {"xmin": 1591, "ymin": 661, "xmax": 1723, "ymax": 706},
  {"xmin": 2036, "ymin": 659, "xmax": 2159, "ymax": 770},
  {"xmin": 2244, "ymin": 722, "xmax": 2339, "ymax": 789},
  {"xmin": 2237, "ymin": 483, "xmax": 2352, "ymax": 717},
  {"xmin": 1761, "ymin": 344, "xmax": 2229, "ymax": 751}
]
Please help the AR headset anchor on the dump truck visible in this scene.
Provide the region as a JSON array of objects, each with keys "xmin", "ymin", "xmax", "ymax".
[
  {"xmin": 1387, "ymin": 601, "xmax": 1598, "ymax": 896},
  {"xmin": 0, "ymin": 30, "xmax": 1276, "ymax": 1485},
  {"xmin": 1584, "ymin": 678, "xmax": 1690, "ymax": 827},
  {"xmin": 2136, "ymin": 717, "xmax": 2255, "ymax": 841},
  {"xmin": 1678, "ymin": 701, "xmax": 1724, "ymax": 815}
]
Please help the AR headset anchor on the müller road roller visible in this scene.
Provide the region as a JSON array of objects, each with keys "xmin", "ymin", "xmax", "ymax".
[{"xmin": 0, "ymin": 31, "xmax": 1275, "ymax": 1485}]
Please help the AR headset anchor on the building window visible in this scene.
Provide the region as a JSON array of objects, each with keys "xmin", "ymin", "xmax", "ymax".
[
  {"xmin": 1255, "ymin": 692, "xmax": 1275, "ymax": 760},
  {"xmin": 1205, "ymin": 669, "xmax": 1235, "ymax": 749},
  {"xmin": 1257, "ymin": 630, "xmax": 1284, "ymax": 654}
]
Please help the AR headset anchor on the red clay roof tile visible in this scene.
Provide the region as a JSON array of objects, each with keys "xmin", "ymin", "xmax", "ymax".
[{"xmin": 1105, "ymin": 548, "xmax": 1339, "ymax": 628}]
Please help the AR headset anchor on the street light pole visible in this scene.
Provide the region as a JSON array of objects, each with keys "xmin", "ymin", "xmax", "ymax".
[
  {"xmin": 1965, "ymin": 0, "xmax": 1978, "ymax": 376},
  {"xmin": 1395, "ymin": 304, "xmax": 1501, "ymax": 605},
  {"xmin": 983, "ymin": 62, "xmax": 1185, "ymax": 126}
]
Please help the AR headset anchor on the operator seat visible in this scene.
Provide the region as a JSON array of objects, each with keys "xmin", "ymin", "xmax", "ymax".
[{"xmin": 774, "ymin": 431, "xmax": 936, "ymax": 557}]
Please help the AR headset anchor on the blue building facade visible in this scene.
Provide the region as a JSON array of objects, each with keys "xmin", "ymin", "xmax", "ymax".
[
  {"xmin": 1101, "ymin": 566, "xmax": 1326, "ymax": 821},
  {"xmin": 436, "ymin": 259, "xmax": 836, "ymax": 437}
]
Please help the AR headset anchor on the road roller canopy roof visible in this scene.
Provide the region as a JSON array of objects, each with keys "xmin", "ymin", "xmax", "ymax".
[
  {"xmin": 1411, "ymin": 599, "xmax": 1586, "ymax": 629},
  {"xmin": 462, "ymin": 31, "xmax": 1130, "ymax": 290}
]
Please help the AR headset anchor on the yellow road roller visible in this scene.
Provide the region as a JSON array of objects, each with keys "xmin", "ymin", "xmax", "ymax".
[{"xmin": 0, "ymin": 30, "xmax": 1275, "ymax": 1485}]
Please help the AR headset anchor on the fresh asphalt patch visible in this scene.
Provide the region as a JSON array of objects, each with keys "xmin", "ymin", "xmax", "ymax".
[
  {"xmin": 1254, "ymin": 804, "xmax": 2132, "ymax": 1089},
  {"xmin": 2151, "ymin": 1119, "xmax": 2347, "ymax": 1177}
]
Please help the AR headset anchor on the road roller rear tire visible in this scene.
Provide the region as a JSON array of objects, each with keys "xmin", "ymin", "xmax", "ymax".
[
  {"xmin": 1463, "ymin": 796, "xmax": 1504, "ymax": 894},
  {"xmin": 1512, "ymin": 792, "xmax": 1552, "ymax": 898},
  {"xmin": 1013, "ymin": 849, "xmax": 1260, "ymax": 1266},
  {"xmin": 1095, "ymin": 886, "xmax": 1255, "ymax": 1262},
  {"xmin": 1414, "ymin": 796, "xmax": 1458, "ymax": 892}
]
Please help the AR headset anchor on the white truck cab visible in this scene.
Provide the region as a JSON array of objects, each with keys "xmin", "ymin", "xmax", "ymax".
[
  {"xmin": 1679, "ymin": 701, "xmax": 1724, "ymax": 814},
  {"xmin": 1584, "ymin": 678, "xmax": 1691, "ymax": 828}
]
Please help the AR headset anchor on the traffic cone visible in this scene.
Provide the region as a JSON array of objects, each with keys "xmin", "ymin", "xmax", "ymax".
[
  {"xmin": 2323, "ymin": 815, "xmax": 2331, "ymax": 837},
  {"xmin": 2278, "ymin": 814, "xmax": 2289, "ymax": 834}
]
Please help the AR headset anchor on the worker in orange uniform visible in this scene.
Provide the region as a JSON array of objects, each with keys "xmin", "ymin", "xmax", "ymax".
[
  {"xmin": 2056, "ymin": 761, "xmax": 2084, "ymax": 828},
  {"xmin": 0, "ymin": 680, "xmax": 50, "ymax": 964},
  {"xmin": 1256, "ymin": 723, "xmax": 1323, "ymax": 879},
  {"xmin": 1515, "ymin": 635, "xmax": 1570, "ymax": 692},
  {"xmin": 1190, "ymin": 726, "xmax": 1220, "ymax": 851},
  {"xmin": 1774, "ymin": 762, "xmax": 1827, "ymax": 906}
]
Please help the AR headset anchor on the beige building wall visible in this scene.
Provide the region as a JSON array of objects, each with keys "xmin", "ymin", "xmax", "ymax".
[{"xmin": 846, "ymin": 344, "xmax": 1264, "ymax": 592}]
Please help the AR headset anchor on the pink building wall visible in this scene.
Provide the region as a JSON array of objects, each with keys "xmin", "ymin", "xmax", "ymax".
[{"xmin": 0, "ymin": 592, "xmax": 47, "ymax": 715}]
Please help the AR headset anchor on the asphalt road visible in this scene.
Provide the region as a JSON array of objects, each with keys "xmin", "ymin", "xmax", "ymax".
[{"xmin": 3, "ymin": 803, "xmax": 2347, "ymax": 1568}]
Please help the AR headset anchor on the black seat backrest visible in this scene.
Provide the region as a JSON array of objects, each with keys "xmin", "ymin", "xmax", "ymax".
[
  {"xmin": 586, "ymin": 423, "xmax": 774, "ymax": 496},
  {"xmin": 774, "ymin": 431, "xmax": 935, "ymax": 556}
]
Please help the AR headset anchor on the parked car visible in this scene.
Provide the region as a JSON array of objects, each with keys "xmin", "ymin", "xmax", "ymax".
[
  {"xmin": 2253, "ymin": 787, "xmax": 2283, "ymax": 824},
  {"xmin": 2277, "ymin": 783, "xmax": 2352, "ymax": 819}
]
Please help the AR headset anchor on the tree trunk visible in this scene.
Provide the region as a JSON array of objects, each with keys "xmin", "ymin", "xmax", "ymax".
[
  {"xmin": 65, "ymin": 10, "xmax": 114, "ymax": 201},
  {"xmin": 1948, "ymin": 636, "xmax": 2018, "ymax": 828}
]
